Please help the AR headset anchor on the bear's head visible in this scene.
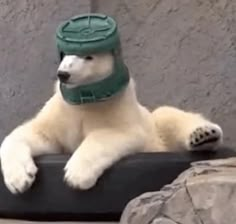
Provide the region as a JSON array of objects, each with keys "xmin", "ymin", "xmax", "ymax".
[
  {"xmin": 55, "ymin": 14, "xmax": 129, "ymax": 104},
  {"xmin": 57, "ymin": 52, "xmax": 114, "ymax": 87}
]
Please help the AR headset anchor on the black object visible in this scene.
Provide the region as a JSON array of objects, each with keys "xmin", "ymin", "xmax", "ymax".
[{"xmin": 0, "ymin": 146, "xmax": 235, "ymax": 222}]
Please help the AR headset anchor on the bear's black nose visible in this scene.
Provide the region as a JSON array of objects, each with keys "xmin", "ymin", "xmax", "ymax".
[{"xmin": 57, "ymin": 71, "xmax": 71, "ymax": 82}]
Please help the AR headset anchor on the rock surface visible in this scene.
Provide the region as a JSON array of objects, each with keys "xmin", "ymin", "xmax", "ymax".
[{"xmin": 120, "ymin": 157, "xmax": 236, "ymax": 224}]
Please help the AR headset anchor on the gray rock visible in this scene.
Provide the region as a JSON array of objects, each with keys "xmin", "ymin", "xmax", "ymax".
[
  {"xmin": 120, "ymin": 157, "xmax": 236, "ymax": 224},
  {"xmin": 151, "ymin": 218, "xmax": 177, "ymax": 224}
]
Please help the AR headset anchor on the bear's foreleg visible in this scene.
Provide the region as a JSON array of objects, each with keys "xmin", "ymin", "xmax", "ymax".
[
  {"xmin": 152, "ymin": 106, "xmax": 223, "ymax": 151},
  {"xmin": 0, "ymin": 102, "xmax": 62, "ymax": 194},
  {"xmin": 64, "ymin": 128, "xmax": 145, "ymax": 190}
]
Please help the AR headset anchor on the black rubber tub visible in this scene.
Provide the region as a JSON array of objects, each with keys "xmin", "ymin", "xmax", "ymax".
[{"xmin": 0, "ymin": 146, "xmax": 235, "ymax": 222}]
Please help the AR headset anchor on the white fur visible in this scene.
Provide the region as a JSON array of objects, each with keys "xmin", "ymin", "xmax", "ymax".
[
  {"xmin": 0, "ymin": 53, "xmax": 223, "ymax": 194},
  {"xmin": 57, "ymin": 53, "xmax": 114, "ymax": 86}
]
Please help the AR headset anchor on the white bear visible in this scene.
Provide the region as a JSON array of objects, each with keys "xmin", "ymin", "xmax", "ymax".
[{"xmin": 0, "ymin": 52, "xmax": 223, "ymax": 194}]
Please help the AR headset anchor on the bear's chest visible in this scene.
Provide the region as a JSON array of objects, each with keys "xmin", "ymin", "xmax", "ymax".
[{"xmin": 60, "ymin": 115, "xmax": 84, "ymax": 153}]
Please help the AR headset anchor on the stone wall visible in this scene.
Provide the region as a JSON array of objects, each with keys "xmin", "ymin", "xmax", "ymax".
[{"xmin": 1, "ymin": 0, "xmax": 236, "ymax": 146}]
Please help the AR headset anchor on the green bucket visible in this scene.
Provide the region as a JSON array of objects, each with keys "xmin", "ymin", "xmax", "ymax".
[
  {"xmin": 55, "ymin": 13, "xmax": 129, "ymax": 105},
  {"xmin": 56, "ymin": 13, "xmax": 121, "ymax": 56}
]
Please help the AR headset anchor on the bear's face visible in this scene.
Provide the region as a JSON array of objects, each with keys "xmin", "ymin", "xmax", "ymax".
[{"xmin": 57, "ymin": 52, "xmax": 114, "ymax": 87}]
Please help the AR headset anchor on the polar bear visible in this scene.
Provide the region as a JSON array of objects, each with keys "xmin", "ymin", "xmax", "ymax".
[{"xmin": 0, "ymin": 52, "xmax": 223, "ymax": 194}]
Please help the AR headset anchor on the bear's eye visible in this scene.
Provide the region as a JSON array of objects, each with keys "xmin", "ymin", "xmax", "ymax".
[{"xmin": 85, "ymin": 56, "xmax": 93, "ymax": 60}]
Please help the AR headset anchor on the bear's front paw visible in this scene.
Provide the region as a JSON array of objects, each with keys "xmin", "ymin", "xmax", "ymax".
[
  {"xmin": 188, "ymin": 123, "xmax": 223, "ymax": 151},
  {"xmin": 1, "ymin": 154, "xmax": 38, "ymax": 194},
  {"xmin": 64, "ymin": 156, "xmax": 98, "ymax": 190}
]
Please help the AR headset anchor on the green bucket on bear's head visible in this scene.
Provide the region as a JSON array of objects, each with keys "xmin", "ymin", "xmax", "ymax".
[
  {"xmin": 56, "ymin": 13, "xmax": 121, "ymax": 57},
  {"xmin": 55, "ymin": 13, "xmax": 130, "ymax": 105}
]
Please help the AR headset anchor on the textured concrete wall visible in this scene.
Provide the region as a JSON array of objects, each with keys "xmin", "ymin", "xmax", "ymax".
[
  {"xmin": 0, "ymin": 0, "xmax": 90, "ymax": 140},
  {"xmin": 94, "ymin": 0, "xmax": 236, "ymax": 146},
  {"xmin": 1, "ymin": 0, "xmax": 236, "ymax": 146}
]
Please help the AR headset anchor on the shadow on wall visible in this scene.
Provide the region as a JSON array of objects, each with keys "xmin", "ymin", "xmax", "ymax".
[{"xmin": 0, "ymin": 0, "xmax": 236, "ymax": 146}]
